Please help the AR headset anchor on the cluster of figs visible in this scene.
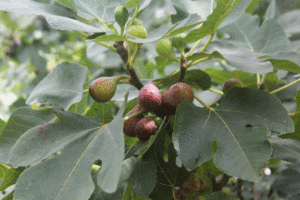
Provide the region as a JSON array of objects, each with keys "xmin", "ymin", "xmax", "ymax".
[{"xmin": 89, "ymin": 78, "xmax": 194, "ymax": 141}]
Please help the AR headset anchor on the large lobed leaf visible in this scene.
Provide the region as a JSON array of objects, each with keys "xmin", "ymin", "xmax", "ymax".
[
  {"xmin": 173, "ymin": 87, "xmax": 294, "ymax": 182},
  {"xmin": 12, "ymin": 104, "xmax": 125, "ymax": 200}
]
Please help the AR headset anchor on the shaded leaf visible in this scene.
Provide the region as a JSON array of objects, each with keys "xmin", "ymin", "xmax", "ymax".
[
  {"xmin": 270, "ymin": 138, "xmax": 300, "ymax": 163},
  {"xmin": 173, "ymin": 88, "xmax": 293, "ymax": 181},
  {"xmin": 26, "ymin": 62, "xmax": 88, "ymax": 109}
]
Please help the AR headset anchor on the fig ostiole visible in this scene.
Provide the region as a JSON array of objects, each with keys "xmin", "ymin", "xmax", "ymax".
[
  {"xmin": 155, "ymin": 39, "xmax": 177, "ymax": 61},
  {"xmin": 89, "ymin": 75, "xmax": 122, "ymax": 103},
  {"xmin": 135, "ymin": 117, "xmax": 157, "ymax": 141},
  {"xmin": 222, "ymin": 78, "xmax": 244, "ymax": 94},
  {"xmin": 138, "ymin": 82, "xmax": 162, "ymax": 112},
  {"xmin": 123, "ymin": 105, "xmax": 143, "ymax": 137}
]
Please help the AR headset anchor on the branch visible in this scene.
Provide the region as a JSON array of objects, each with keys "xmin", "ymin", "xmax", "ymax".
[
  {"xmin": 114, "ymin": 41, "xmax": 144, "ymax": 90},
  {"xmin": 178, "ymin": 58, "xmax": 187, "ymax": 82},
  {"xmin": 270, "ymin": 78, "xmax": 300, "ymax": 94},
  {"xmin": 235, "ymin": 178, "xmax": 244, "ymax": 200},
  {"xmin": 213, "ymin": 173, "xmax": 230, "ymax": 192}
]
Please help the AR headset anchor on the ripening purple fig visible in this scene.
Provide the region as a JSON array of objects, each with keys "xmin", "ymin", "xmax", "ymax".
[
  {"xmin": 135, "ymin": 117, "xmax": 157, "ymax": 141},
  {"xmin": 123, "ymin": 105, "xmax": 143, "ymax": 137},
  {"xmin": 138, "ymin": 82, "xmax": 162, "ymax": 112}
]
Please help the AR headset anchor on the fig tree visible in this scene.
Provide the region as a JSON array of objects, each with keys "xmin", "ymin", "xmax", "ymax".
[
  {"xmin": 222, "ymin": 78, "xmax": 244, "ymax": 94},
  {"xmin": 135, "ymin": 117, "xmax": 157, "ymax": 141},
  {"xmin": 114, "ymin": 6, "xmax": 129, "ymax": 29},
  {"xmin": 127, "ymin": 25, "xmax": 147, "ymax": 39},
  {"xmin": 123, "ymin": 105, "xmax": 143, "ymax": 137},
  {"xmin": 163, "ymin": 82, "xmax": 194, "ymax": 107},
  {"xmin": 138, "ymin": 82, "xmax": 162, "ymax": 112},
  {"xmin": 155, "ymin": 39, "xmax": 177, "ymax": 61},
  {"xmin": 89, "ymin": 75, "xmax": 122, "ymax": 103}
]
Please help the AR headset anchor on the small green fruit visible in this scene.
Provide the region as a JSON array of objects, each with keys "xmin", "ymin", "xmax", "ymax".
[
  {"xmin": 114, "ymin": 6, "xmax": 129, "ymax": 29},
  {"xmin": 171, "ymin": 33, "xmax": 186, "ymax": 53},
  {"xmin": 127, "ymin": 25, "xmax": 147, "ymax": 39},
  {"xmin": 222, "ymin": 78, "xmax": 244, "ymax": 94},
  {"xmin": 154, "ymin": 117, "xmax": 163, "ymax": 126},
  {"xmin": 156, "ymin": 39, "xmax": 177, "ymax": 61},
  {"xmin": 89, "ymin": 75, "xmax": 122, "ymax": 102},
  {"xmin": 135, "ymin": 117, "xmax": 157, "ymax": 141},
  {"xmin": 131, "ymin": 18, "xmax": 143, "ymax": 26}
]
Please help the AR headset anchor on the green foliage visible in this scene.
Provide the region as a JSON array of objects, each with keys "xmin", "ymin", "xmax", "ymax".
[{"xmin": 0, "ymin": 0, "xmax": 300, "ymax": 199}]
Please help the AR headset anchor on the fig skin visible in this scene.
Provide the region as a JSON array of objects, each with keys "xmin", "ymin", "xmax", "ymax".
[
  {"xmin": 89, "ymin": 76, "xmax": 121, "ymax": 103},
  {"xmin": 127, "ymin": 25, "xmax": 147, "ymax": 39},
  {"xmin": 222, "ymin": 78, "xmax": 244, "ymax": 94},
  {"xmin": 138, "ymin": 82, "xmax": 162, "ymax": 112},
  {"xmin": 163, "ymin": 82, "xmax": 194, "ymax": 108},
  {"xmin": 135, "ymin": 117, "xmax": 157, "ymax": 141},
  {"xmin": 123, "ymin": 105, "xmax": 143, "ymax": 137}
]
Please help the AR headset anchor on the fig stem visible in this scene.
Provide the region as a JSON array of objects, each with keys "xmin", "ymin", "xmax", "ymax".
[
  {"xmin": 199, "ymin": 33, "xmax": 214, "ymax": 54},
  {"xmin": 186, "ymin": 38, "xmax": 203, "ymax": 57},
  {"xmin": 256, "ymin": 73, "xmax": 261, "ymax": 86},
  {"xmin": 124, "ymin": 110, "xmax": 144, "ymax": 121},
  {"xmin": 194, "ymin": 95, "xmax": 210, "ymax": 109},
  {"xmin": 185, "ymin": 55, "xmax": 212, "ymax": 68},
  {"xmin": 270, "ymin": 77, "xmax": 300, "ymax": 94},
  {"xmin": 118, "ymin": 79, "xmax": 131, "ymax": 85},
  {"xmin": 75, "ymin": 31, "xmax": 117, "ymax": 52},
  {"xmin": 83, "ymin": 89, "xmax": 89, "ymax": 93},
  {"xmin": 129, "ymin": 43, "xmax": 141, "ymax": 68},
  {"xmin": 126, "ymin": 3, "xmax": 140, "ymax": 30},
  {"xmin": 114, "ymin": 41, "xmax": 144, "ymax": 90},
  {"xmin": 178, "ymin": 58, "xmax": 187, "ymax": 82},
  {"xmin": 209, "ymin": 88, "xmax": 224, "ymax": 96}
]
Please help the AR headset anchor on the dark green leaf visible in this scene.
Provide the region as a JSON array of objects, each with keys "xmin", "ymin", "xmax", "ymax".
[
  {"xmin": 270, "ymin": 138, "xmax": 300, "ymax": 163},
  {"xmin": 173, "ymin": 88, "xmax": 293, "ymax": 181}
]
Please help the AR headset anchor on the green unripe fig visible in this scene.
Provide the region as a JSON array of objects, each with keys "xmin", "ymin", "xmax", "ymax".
[
  {"xmin": 131, "ymin": 18, "xmax": 143, "ymax": 26},
  {"xmin": 89, "ymin": 75, "xmax": 122, "ymax": 103},
  {"xmin": 163, "ymin": 82, "xmax": 194, "ymax": 108},
  {"xmin": 127, "ymin": 25, "xmax": 147, "ymax": 39},
  {"xmin": 138, "ymin": 82, "xmax": 162, "ymax": 112},
  {"xmin": 222, "ymin": 78, "xmax": 244, "ymax": 94},
  {"xmin": 114, "ymin": 6, "xmax": 129, "ymax": 29},
  {"xmin": 123, "ymin": 105, "xmax": 143, "ymax": 137},
  {"xmin": 135, "ymin": 117, "xmax": 157, "ymax": 141},
  {"xmin": 263, "ymin": 72, "xmax": 278, "ymax": 90},
  {"xmin": 154, "ymin": 117, "xmax": 163, "ymax": 126},
  {"xmin": 156, "ymin": 39, "xmax": 177, "ymax": 61},
  {"xmin": 171, "ymin": 33, "xmax": 187, "ymax": 53}
]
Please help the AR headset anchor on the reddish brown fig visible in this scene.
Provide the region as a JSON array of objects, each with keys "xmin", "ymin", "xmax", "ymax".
[
  {"xmin": 222, "ymin": 78, "xmax": 244, "ymax": 94},
  {"xmin": 138, "ymin": 82, "xmax": 162, "ymax": 112},
  {"xmin": 154, "ymin": 98, "xmax": 176, "ymax": 117},
  {"xmin": 123, "ymin": 105, "xmax": 143, "ymax": 137},
  {"xmin": 135, "ymin": 117, "xmax": 157, "ymax": 141},
  {"xmin": 163, "ymin": 82, "xmax": 194, "ymax": 107}
]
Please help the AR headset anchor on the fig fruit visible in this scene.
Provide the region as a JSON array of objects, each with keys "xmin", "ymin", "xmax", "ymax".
[
  {"xmin": 222, "ymin": 78, "xmax": 244, "ymax": 94},
  {"xmin": 135, "ymin": 117, "xmax": 157, "ymax": 141},
  {"xmin": 127, "ymin": 25, "xmax": 147, "ymax": 39},
  {"xmin": 114, "ymin": 6, "xmax": 129, "ymax": 29},
  {"xmin": 123, "ymin": 105, "xmax": 143, "ymax": 137},
  {"xmin": 89, "ymin": 75, "xmax": 122, "ymax": 103},
  {"xmin": 154, "ymin": 117, "xmax": 163, "ymax": 126},
  {"xmin": 171, "ymin": 33, "xmax": 186, "ymax": 53},
  {"xmin": 155, "ymin": 39, "xmax": 177, "ymax": 61},
  {"xmin": 138, "ymin": 82, "xmax": 162, "ymax": 112},
  {"xmin": 131, "ymin": 18, "xmax": 143, "ymax": 26},
  {"xmin": 163, "ymin": 82, "xmax": 194, "ymax": 107}
]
